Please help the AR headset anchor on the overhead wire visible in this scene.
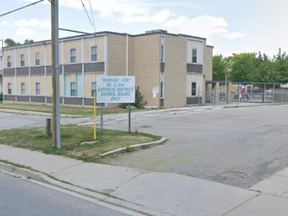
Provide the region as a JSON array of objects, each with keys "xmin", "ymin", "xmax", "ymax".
[{"xmin": 0, "ymin": 0, "xmax": 45, "ymax": 18}]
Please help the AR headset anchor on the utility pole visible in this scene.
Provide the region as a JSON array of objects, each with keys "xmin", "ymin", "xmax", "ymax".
[{"xmin": 51, "ymin": 0, "xmax": 61, "ymax": 149}]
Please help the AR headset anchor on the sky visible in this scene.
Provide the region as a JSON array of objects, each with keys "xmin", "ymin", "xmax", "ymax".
[{"xmin": 0, "ymin": 0, "xmax": 288, "ymax": 57}]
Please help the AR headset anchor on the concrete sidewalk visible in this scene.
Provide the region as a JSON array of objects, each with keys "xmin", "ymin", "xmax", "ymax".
[{"xmin": 3, "ymin": 144, "xmax": 287, "ymax": 216}]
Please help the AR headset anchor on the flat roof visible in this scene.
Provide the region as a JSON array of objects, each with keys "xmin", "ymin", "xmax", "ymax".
[{"xmin": 3, "ymin": 29, "xmax": 209, "ymax": 50}]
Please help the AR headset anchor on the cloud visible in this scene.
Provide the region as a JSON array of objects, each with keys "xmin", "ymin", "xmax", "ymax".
[
  {"xmin": 13, "ymin": 19, "xmax": 50, "ymax": 29},
  {"xmin": 1, "ymin": 20, "xmax": 10, "ymax": 26},
  {"xmin": 15, "ymin": 27, "xmax": 35, "ymax": 36},
  {"xmin": 223, "ymin": 32, "xmax": 246, "ymax": 40},
  {"xmin": 163, "ymin": 15, "xmax": 228, "ymax": 38},
  {"xmin": 121, "ymin": 9, "xmax": 171, "ymax": 24}
]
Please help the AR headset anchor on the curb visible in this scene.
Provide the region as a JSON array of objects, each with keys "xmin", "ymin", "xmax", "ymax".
[
  {"xmin": 0, "ymin": 161, "xmax": 172, "ymax": 216},
  {"xmin": 99, "ymin": 137, "xmax": 167, "ymax": 158}
]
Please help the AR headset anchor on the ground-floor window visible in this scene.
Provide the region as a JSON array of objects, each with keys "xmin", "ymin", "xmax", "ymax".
[
  {"xmin": 8, "ymin": 83, "xmax": 12, "ymax": 94},
  {"xmin": 91, "ymin": 82, "xmax": 96, "ymax": 97},
  {"xmin": 36, "ymin": 83, "xmax": 40, "ymax": 95},
  {"xmin": 21, "ymin": 83, "xmax": 25, "ymax": 95},
  {"xmin": 191, "ymin": 82, "xmax": 197, "ymax": 96},
  {"xmin": 160, "ymin": 81, "xmax": 164, "ymax": 98},
  {"xmin": 70, "ymin": 82, "xmax": 76, "ymax": 96}
]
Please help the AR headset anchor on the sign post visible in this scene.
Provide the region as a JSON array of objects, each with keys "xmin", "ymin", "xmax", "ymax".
[{"xmin": 97, "ymin": 76, "xmax": 135, "ymax": 132}]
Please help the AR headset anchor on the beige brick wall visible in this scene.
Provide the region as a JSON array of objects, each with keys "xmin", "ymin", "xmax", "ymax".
[
  {"xmin": 30, "ymin": 45, "xmax": 45, "ymax": 67},
  {"xmin": 84, "ymin": 36, "xmax": 105, "ymax": 63},
  {"xmin": 203, "ymin": 45, "xmax": 213, "ymax": 81},
  {"xmin": 164, "ymin": 35, "xmax": 187, "ymax": 108},
  {"xmin": 84, "ymin": 73, "xmax": 104, "ymax": 98},
  {"xmin": 3, "ymin": 49, "xmax": 14, "ymax": 69},
  {"xmin": 64, "ymin": 40, "xmax": 82, "ymax": 64},
  {"xmin": 17, "ymin": 76, "xmax": 29, "ymax": 95},
  {"xmin": 30, "ymin": 76, "xmax": 44, "ymax": 95},
  {"xmin": 131, "ymin": 34, "xmax": 161, "ymax": 108},
  {"xmin": 107, "ymin": 34, "xmax": 127, "ymax": 76},
  {"xmin": 4, "ymin": 77, "xmax": 14, "ymax": 94}
]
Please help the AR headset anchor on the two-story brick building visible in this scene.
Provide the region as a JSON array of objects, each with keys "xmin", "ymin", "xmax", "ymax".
[{"xmin": 0, "ymin": 29, "xmax": 213, "ymax": 108}]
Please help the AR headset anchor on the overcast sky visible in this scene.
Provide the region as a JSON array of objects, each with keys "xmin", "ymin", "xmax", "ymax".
[{"xmin": 1, "ymin": 0, "xmax": 287, "ymax": 57}]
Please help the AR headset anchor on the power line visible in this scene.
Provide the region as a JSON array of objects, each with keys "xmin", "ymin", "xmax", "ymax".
[
  {"xmin": 88, "ymin": 0, "xmax": 96, "ymax": 33},
  {"xmin": 0, "ymin": 0, "xmax": 45, "ymax": 18},
  {"xmin": 79, "ymin": 0, "xmax": 94, "ymax": 31}
]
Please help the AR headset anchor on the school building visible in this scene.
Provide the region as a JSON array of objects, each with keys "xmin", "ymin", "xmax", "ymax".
[{"xmin": 0, "ymin": 29, "xmax": 213, "ymax": 108}]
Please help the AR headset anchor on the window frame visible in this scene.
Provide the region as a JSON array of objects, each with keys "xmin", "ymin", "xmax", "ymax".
[
  {"xmin": 191, "ymin": 82, "xmax": 197, "ymax": 96},
  {"xmin": 70, "ymin": 48, "xmax": 76, "ymax": 63},
  {"xmin": 70, "ymin": 82, "xmax": 77, "ymax": 97},
  {"xmin": 8, "ymin": 83, "xmax": 12, "ymax": 95},
  {"xmin": 35, "ymin": 82, "xmax": 41, "ymax": 95},
  {"xmin": 35, "ymin": 52, "xmax": 40, "ymax": 66},
  {"xmin": 91, "ymin": 46, "xmax": 97, "ymax": 62},
  {"xmin": 21, "ymin": 83, "xmax": 26, "ymax": 95},
  {"xmin": 192, "ymin": 48, "xmax": 197, "ymax": 64},
  {"xmin": 20, "ymin": 54, "xmax": 25, "ymax": 67},
  {"xmin": 7, "ymin": 56, "xmax": 11, "ymax": 68}
]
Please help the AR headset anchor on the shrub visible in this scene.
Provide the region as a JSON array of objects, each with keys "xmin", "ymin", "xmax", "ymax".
[{"xmin": 120, "ymin": 86, "xmax": 147, "ymax": 109}]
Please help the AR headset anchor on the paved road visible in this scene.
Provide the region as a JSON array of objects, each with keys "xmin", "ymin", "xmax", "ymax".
[
  {"xmin": 0, "ymin": 172, "xmax": 140, "ymax": 216},
  {"xmin": 102, "ymin": 105, "xmax": 288, "ymax": 189},
  {"xmin": 0, "ymin": 112, "xmax": 89, "ymax": 130}
]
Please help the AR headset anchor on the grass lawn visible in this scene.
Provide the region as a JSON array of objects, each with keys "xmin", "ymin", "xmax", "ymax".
[
  {"xmin": 0, "ymin": 102, "xmax": 145, "ymax": 116},
  {"xmin": 0, "ymin": 125, "xmax": 161, "ymax": 162}
]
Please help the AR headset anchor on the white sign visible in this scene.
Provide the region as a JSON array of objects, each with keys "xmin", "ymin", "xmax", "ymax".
[
  {"xmin": 97, "ymin": 76, "xmax": 135, "ymax": 103},
  {"xmin": 152, "ymin": 86, "xmax": 159, "ymax": 98}
]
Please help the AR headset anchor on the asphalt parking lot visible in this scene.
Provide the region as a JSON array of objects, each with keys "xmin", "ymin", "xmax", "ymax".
[{"xmin": 102, "ymin": 105, "xmax": 288, "ymax": 188}]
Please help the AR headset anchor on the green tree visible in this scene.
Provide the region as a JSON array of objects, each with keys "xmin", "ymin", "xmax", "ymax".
[
  {"xmin": 273, "ymin": 49, "xmax": 288, "ymax": 83},
  {"xmin": 23, "ymin": 39, "xmax": 34, "ymax": 45},
  {"xmin": 4, "ymin": 38, "xmax": 20, "ymax": 47},
  {"xmin": 212, "ymin": 55, "xmax": 227, "ymax": 81}
]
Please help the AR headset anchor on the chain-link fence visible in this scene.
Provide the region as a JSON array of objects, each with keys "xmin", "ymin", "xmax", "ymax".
[{"xmin": 205, "ymin": 82, "xmax": 288, "ymax": 105}]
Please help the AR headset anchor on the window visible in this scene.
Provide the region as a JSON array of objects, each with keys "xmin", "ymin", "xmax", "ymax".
[
  {"xmin": 191, "ymin": 82, "xmax": 197, "ymax": 96},
  {"xmin": 91, "ymin": 46, "xmax": 97, "ymax": 62},
  {"xmin": 192, "ymin": 48, "xmax": 197, "ymax": 63},
  {"xmin": 35, "ymin": 52, "xmax": 40, "ymax": 66},
  {"xmin": 8, "ymin": 83, "xmax": 12, "ymax": 95},
  {"xmin": 70, "ymin": 48, "xmax": 76, "ymax": 63},
  {"xmin": 21, "ymin": 83, "xmax": 25, "ymax": 95},
  {"xmin": 161, "ymin": 44, "xmax": 164, "ymax": 62},
  {"xmin": 160, "ymin": 81, "xmax": 164, "ymax": 98},
  {"xmin": 7, "ymin": 56, "xmax": 11, "ymax": 68},
  {"xmin": 91, "ymin": 82, "xmax": 97, "ymax": 97},
  {"xmin": 20, "ymin": 54, "xmax": 25, "ymax": 67},
  {"xmin": 70, "ymin": 82, "xmax": 76, "ymax": 96},
  {"xmin": 36, "ymin": 83, "xmax": 40, "ymax": 95}
]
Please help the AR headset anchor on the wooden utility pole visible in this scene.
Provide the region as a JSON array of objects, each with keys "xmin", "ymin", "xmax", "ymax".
[{"xmin": 51, "ymin": 0, "xmax": 61, "ymax": 148}]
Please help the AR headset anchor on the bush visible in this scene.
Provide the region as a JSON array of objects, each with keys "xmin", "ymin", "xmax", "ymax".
[{"xmin": 120, "ymin": 86, "xmax": 147, "ymax": 109}]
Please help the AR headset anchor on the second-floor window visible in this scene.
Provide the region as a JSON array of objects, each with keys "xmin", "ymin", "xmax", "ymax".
[
  {"xmin": 91, "ymin": 82, "xmax": 96, "ymax": 97},
  {"xmin": 161, "ymin": 44, "xmax": 164, "ymax": 62},
  {"xmin": 192, "ymin": 48, "xmax": 197, "ymax": 63},
  {"xmin": 70, "ymin": 48, "xmax": 76, "ymax": 63},
  {"xmin": 8, "ymin": 83, "xmax": 12, "ymax": 95},
  {"xmin": 20, "ymin": 54, "xmax": 25, "ymax": 67},
  {"xmin": 35, "ymin": 52, "xmax": 40, "ymax": 66},
  {"xmin": 7, "ymin": 56, "xmax": 11, "ymax": 68},
  {"xmin": 71, "ymin": 82, "xmax": 76, "ymax": 96},
  {"xmin": 91, "ymin": 46, "xmax": 97, "ymax": 62},
  {"xmin": 21, "ymin": 83, "xmax": 26, "ymax": 95},
  {"xmin": 36, "ymin": 83, "xmax": 40, "ymax": 95}
]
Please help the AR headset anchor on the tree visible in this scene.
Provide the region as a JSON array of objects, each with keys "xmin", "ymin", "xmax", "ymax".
[
  {"xmin": 23, "ymin": 39, "xmax": 34, "ymax": 45},
  {"xmin": 4, "ymin": 38, "xmax": 34, "ymax": 47},
  {"xmin": 212, "ymin": 55, "xmax": 227, "ymax": 81},
  {"xmin": 273, "ymin": 49, "xmax": 288, "ymax": 83},
  {"xmin": 4, "ymin": 38, "xmax": 20, "ymax": 47}
]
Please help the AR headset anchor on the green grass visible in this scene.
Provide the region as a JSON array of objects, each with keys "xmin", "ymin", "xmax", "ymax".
[
  {"xmin": 0, "ymin": 125, "xmax": 161, "ymax": 162},
  {"xmin": 0, "ymin": 102, "xmax": 146, "ymax": 116}
]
